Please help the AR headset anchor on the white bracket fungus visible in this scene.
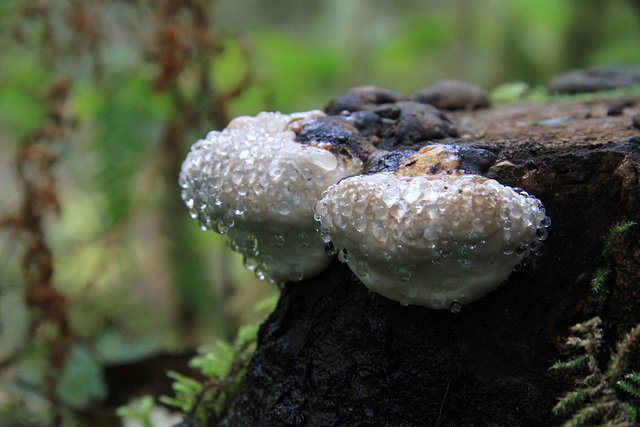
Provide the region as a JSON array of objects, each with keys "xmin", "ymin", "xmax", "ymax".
[
  {"xmin": 180, "ymin": 105, "xmax": 549, "ymax": 311},
  {"xmin": 179, "ymin": 110, "xmax": 362, "ymax": 284},
  {"xmin": 314, "ymin": 145, "xmax": 550, "ymax": 310}
]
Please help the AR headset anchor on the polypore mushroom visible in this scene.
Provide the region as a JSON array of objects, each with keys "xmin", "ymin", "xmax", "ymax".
[
  {"xmin": 179, "ymin": 110, "xmax": 362, "ymax": 283},
  {"xmin": 314, "ymin": 144, "xmax": 550, "ymax": 310}
]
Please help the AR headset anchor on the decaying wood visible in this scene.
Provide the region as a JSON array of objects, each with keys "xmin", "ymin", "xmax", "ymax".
[{"xmin": 221, "ymin": 95, "xmax": 640, "ymax": 426}]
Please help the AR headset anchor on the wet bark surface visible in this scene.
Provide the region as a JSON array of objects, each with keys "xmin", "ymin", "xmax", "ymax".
[{"xmin": 221, "ymin": 95, "xmax": 640, "ymax": 426}]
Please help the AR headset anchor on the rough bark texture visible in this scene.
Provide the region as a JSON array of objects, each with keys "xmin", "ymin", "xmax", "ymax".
[{"xmin": 221, "ymin": 95, "xmax": 640, "ymax": 426}]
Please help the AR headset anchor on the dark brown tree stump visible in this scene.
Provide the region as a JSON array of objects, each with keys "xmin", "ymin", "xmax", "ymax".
[{"xmin": 220, "ymin": 95, "xmax": 640, "ymax": 426}]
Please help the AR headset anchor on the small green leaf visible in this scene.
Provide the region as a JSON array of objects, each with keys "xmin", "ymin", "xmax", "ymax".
[
  {"xmin": 115, "ymin": 407, "xmax": 140, "ymax": 419},
  {"xmin": 253, "ymin": 294, "xmax": 279, "ymax": 314},
  {"xmin": 236, "ymin": 324, "xmax": 258, "ymax": 347},
  {"xmin": 159, "ymin": 395, "xmax": 186, "ymax": 409},
  {"xmin": 167, "ymin": 371, "xmax": 203, "ymax": 394}
]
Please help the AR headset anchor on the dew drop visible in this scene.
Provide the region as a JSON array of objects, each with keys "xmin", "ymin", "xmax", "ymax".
[
  {"xmin": 317, "ymin": 226, "xmax": 332, "ymax": 243},
  {"xmin": 382, "ymin": 189, "xmax": 400, "ymax": 208},
  {"xmin": 217, "ymin": 222, "xmax": 229, "ymax": 234},
  {"xmin": 356, "ymin": 260, "xmax": 371, "ymax": 278},
  {"xmin": 439, "ymin": 247, "xmax": 453, "ymax": 259},
  {"xmin": 314, "ymin": 200, "xmax": 328, "ymax": 216},
  {"xmin": 297, "ymin": 232, "xmax": 311, "ymax": 247},
  {"xmin": 423, "ymin": 227, "xmax": 439, "ymax": 241},
  {"xmin": 221, "ymin": 213, "xmax": 235, "ymax": 228},
  {"xmin": 429, "ymin": 292, "xmax": 447, "ymax": 309},
  {"xmin": 449, "ymin": 301, "xmax": 462, "ymax": 314},
  {"xmin": 243, "ymin": 257, "xmax": 259, "ymax": 271},
  {"xmin": 399, "ymin": 268, "xmax": 412, "ymax": 283},
  {"xmin": 541, "ymin": 216, "xmax": 552, "ymax": 228},
  {"xmin": 402, "ymin": 185, "xmax": 421, "ymax": 204},
  {"xmin": 337, "ymin": 249, "xmax": 350, "ymax": 263},
  {"xmin": 271, "ymin": 229, "xmax": 285, "ymax": 247},
  {"xmin": 243, "ymin": 233, "xmax": 259, "ymax": 257},
  {"xmin": 277, "ymin": 202, "xmax": 291, "ymax": 216},
  {"xmin": 458, "ymin": 258, "xmax": 472, "ymax": 269},
  {"xmin": 230, "ymin": 169, "xmax": 243, "ymax": 184},
  {"xmin": 515, "ymin": 244, "xmax": 530, "ymax": 259},
  {"xmin": 373, "ymin": 204, "xmax": 389, "ymax": 220},
  {"xmin": 354, "ymin": 198, "xmax": 368, "ymax": 214},
  {"xmin": 510, "ymin": 203, "xmax": 523, "ymax": 219},
  {"xmin": 354, "ymin": 216, "xmax": 367, "ymax": 233},
  {"xmin": 502, "ymin": 238, "xmax": 517, "ymax": 255},
  {"xmin": 254, "ymin": 268, "xmax": 266, "ymax": 280},
  {"xmin": 390, "ymin": 200, "xmax": 408, "ymax": 220},
  {"xmin": 530, "ymin": 239, "xmax": 544, "ymax": 256},
  {"xmin": 289, "ymin": 268, "xmax": 303, "ymax": 282},
  {"xmin": 371, "ymin": 222, "xmax": 389, "ymax": 243},
  {"xmin": 472, "ymin": 217, "xmax": 485, "ymax": 233},
  {"xmin": 334, "ymin": 214, "xmax": 347, "ymax": 229},
  {"xmin": 324, "ymin": 241, "xmax": 338, "ymax": 256}
]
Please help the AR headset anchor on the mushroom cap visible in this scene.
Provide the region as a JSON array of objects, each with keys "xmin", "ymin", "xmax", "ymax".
[
  {"xmin": 315, "ymin": 171, "xmax": 549, "ymax": 309},
  {"xmin": 180, "ymin": 110, "xmax": 363, "ymax": 283}
]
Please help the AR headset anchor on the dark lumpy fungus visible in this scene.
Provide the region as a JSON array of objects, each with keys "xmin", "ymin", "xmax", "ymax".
[
  {"xmin": 412, "ymin": 78, "xmax": 490, "ymax": 111},
  {"xmin": 294, "ymin": 115, "xmax": 376, "ymax": 161},
  {"xmin": 373, "ymin": 101, "xmax": 459, "ymax": 149},
  {"xmin": 311, "ymin": 83, "xmax": 497, "ymax": 169},
  {"xmin": 324, "ymin": 85, "xmax": 404, "ymax": 115},
  {"xmin": 456, "ymin": 146, "xmax": 498, "ymax": 175},
  {"xmin": 547, "ymin": 66, "xmax": 640, "ymax": 94}
]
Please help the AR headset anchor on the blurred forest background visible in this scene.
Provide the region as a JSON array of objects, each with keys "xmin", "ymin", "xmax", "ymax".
[{"xmin": 1, "ymin": 0, "xmax": 640, "ymax": 425}]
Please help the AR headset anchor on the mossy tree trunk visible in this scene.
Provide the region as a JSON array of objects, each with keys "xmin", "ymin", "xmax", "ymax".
[{"xmin": 220, "ymin": 96, "xmax": 640, "ymax": 426}]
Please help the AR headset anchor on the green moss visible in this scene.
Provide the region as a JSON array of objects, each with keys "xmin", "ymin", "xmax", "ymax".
[
  {"xmin": 589, "ymin": 221, "xmax": 637, "ymax": 293},
  {"xmin": 550, "ymin": 318, "xmax": 640, "ymax": 425}
]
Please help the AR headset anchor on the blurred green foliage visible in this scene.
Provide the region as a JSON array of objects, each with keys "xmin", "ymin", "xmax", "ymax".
[{"xmin": 0, "ymin": 0, "xmax": 639, "ymax": 425}]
